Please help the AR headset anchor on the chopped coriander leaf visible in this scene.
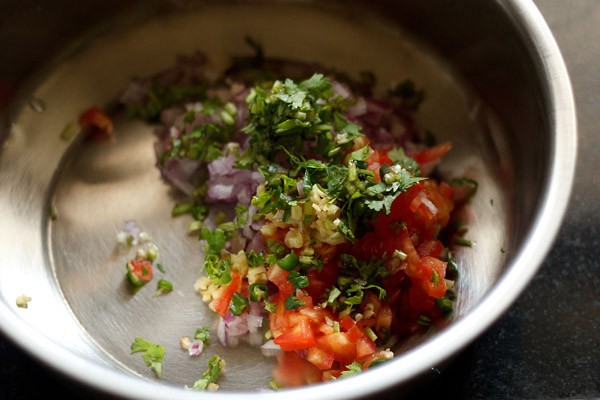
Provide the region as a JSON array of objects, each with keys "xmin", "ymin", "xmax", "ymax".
[
  {"xmin": 171, "ymin": 202, "xmax": 194, "ymax": 217},
  {"xmin": 194, "ymin": 327, "xmax": 211, "ymax": 344},
  {"xmin": 130, "ymin": 338, "xmax": 165, "ymax": 378},
  {"xmin": 234, "ymin": 204, "xmax": 249, "ymax": 227},
  {"xmin": 246, "ymin": 251, "xmax": 266, "ymax": 268},
  {"xmin": 200, "ymin": 226, "xmax": 228, "ymax": 255},
  {"xmin": 200, "ymin": 226, "xmax": 233, "ymax": 285},
  {"xmin": 368, "ymin": 358, "xmax": 389, "ymax": 369},
  {"xmin": 241, "ymin": 73, "xmax": 360, "ymax": 166},
  {"xmin": 156, "ymin": 262, "xmax": 165, "ymax": 273},
  {"xmin": 450, "ymin": 177, "xmax": 479, "ymax": 202},
  {"xmin": 386, "ymin": 147, "xmax": 422, "ymax": 176},
  {"xmin": 455, "ymin": 237, "xmax": 473, "ymax": 247},
  {"xmin": 189, "ymin": 355, "xmax": 225, "ymax": 391},
  {"xmin": 203, "ymin": 253, "xmax": 232, "ymax": 285},
  {"xmin": 161, "ymin": 120, "xmax": 234, "ymax": 167},
  {"xmin": 339, "ymin": 361, "xmax": 363, "ymax": 379},
  {"xmin": 340, "ymin": 254, "xmax": 388, "ymax": 282},
  {"xmin": 128, "ymin": 83, "xmax": 207, "ymax": 122},
  {"xmin": 49, "ymin": 204, "xmax": 58, "ymax": 221},
  {"xmin": 287, "ymin": 270, "xmax": 309, "ymax": 289},
  {"xmin": 154, "ymin": 279, "xmax": 173, "ymax": 297}
]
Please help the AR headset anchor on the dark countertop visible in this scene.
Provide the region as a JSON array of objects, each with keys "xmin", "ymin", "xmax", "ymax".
[{"xmin": 1, "ymin": 0, "xmax": 599, "ymax": 399}]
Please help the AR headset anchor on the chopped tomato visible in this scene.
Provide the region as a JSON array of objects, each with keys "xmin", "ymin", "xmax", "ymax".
[
  {"xmin": 415, "ymin": 256, "xmax": 447, "ymax": 299},
  {"xmin": 355, "ymin": 337, "xmax": 377, "ymax": 359},
  {"xmin": 375, "ymin": 302, "xmax": 393, "ymax": 332},
  {"xmin": 339, "ymin": 315, "xmax": 356, "ymax": 331},
  {"xmin": 306, "ymin": 346, "xmax": 335, "ymax": 370},
  {"xmin": 273, "ymin": 351, "xmax": 322, "ymax": 387},
  {"xmin": 409, "ymin": 141, "xmax": 452, "ymax": 168},
  {"xmin": 321, "ymin": 369, "xmax": 342, "ymax": 381},
  {"xmin": 316, "ymin": 332, "xmax": 356, "ymax": 365},
  {"xmin": 274, "ymin": 316, "xmax": 317, "ymax": 351},
  {"xmin": 366, "ymin": 147, "xmax": 393, "ymax": 182},
  {"xmin": 305, "ymin": 260, "xmax": 339, "ymax": 300},
  {"xmin": 390, "ymin": 181, "xmax": 453, "ymax": 241},
  {"xmin": 79, "ymin": 106, "xmax": 114, "ymax": 142},
  {"xmin": 416, "ymin": 240, "xmax": 444, "ymax": 258},
  {"xmin": 267, "ymin": 264, "xmax": 294, "ymax": 299},
  {"xmin": 126, "ymin": 259, "xmax": 153, "ymax": 287},
  {"xmin": 408, "ymin": 284, "xmax": 435, "ymax": 312},
  {"xmin": 210, "ymin": 272, "xmax": 242, "ymax": 317}
]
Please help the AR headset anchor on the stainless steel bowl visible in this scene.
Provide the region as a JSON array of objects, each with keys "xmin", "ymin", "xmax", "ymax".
[{"xmin": 0, "ymin": 1, "xmax": 576, "ymax": 399}]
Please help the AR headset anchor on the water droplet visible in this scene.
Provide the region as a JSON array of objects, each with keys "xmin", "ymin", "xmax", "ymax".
[{"xmin": 27, "ymin": 97, "xmax": 46, "ymax": 113}]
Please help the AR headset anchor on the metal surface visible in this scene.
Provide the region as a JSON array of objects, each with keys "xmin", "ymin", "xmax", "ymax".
[{"xmin": 0, "ymin": 1, "xmax": 576, "ymax": 399}]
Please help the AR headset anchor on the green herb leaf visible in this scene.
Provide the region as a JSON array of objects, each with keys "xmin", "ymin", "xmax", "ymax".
[
  {"xmin": 288, "ymin": 270, "xmax": 309, "ymax": 289},
  {"xmin": 130, "ymin": 338, "xmax": 165, "ymax": 378},
  {"xmin": 154, "ymin": 279, "xmax": 173, "ymax": 297},
  {"xmin": 194, "ymin": 327, "xmax": 211, "ymax": 344},
  {"xmin": 339, "ymin": 361, "xmax": 363, "ymax": 378},
  {"xmin": 189, "ymin": 355, "xmax": 225, "ymax": 391}
]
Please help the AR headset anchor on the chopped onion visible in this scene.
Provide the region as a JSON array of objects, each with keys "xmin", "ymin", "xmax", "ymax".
[
  {"xmin": 260, "ymin": 340, "xmax": 281, "ymax": 357},
  {"xmin": 188, "ymin": 341, "xmax": 204, "ymax": 357}
]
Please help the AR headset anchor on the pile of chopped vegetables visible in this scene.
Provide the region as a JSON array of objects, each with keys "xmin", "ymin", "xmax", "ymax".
[{"xmin": 116, "ymin": 41, "xmax": 474, "ymax": 389}]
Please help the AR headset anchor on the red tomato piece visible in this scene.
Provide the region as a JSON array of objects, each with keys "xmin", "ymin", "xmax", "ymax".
[
  {"xmin": 274, "ymin": 316, "xmax": 317, "ymax": 351},
  {"xmin": 416, "ymin": 256, "xmax": 447, "ymax": 299},
  {"xmin": 79, "ymin": 106, "xmax": 114, "ymax": 142},
  {"xmin": 316, "ymin": 332, "xmax": 356, "ymax": 365},
  {"xmin": 273, "ymin": 351, "xmax": 322, "ymax": 387},
  {"xmin": 355, "ymin": 336, "xmax": 377, "ymax": 359},
  {"xmin": 408, "ymin": 284, "xmax": 435, "ymax": 312},
  {"xmin": 409, "ymin": 141, "xmax": 452, "ymax": 166},
  {"xmin": 365, "ymin": 148, "xmax": 393, "ymax": 182},
  {"xmin": 305, "ymin": 260, "xmax": 339, "ymax": 300},
  {"xmin": 416, "ymin": 240, "xmax": 444, "ymax": 258},
  {"xmin": 321, "ymin": 369, "xmax": 342, "ymax": 381},
  {"xmin": 210, "ymin": 272, "xmax": 242, "ymax": 317},
  {"xmin": 339, "ymin": 315, "xmax": 356, "ymax": 331},
  {"xmin": 306, "ymin": 346, "xmax": 335, "ymax": 370},
  {"xmin": 267, "ymin": 264, "xmax": 294, "ymax": 299},
  {"xmin": 375, "ymin": 302, "xmax": 393, "ymax": 332},
  {"xmin": 126, "ymin": 259, "xmax": 153, "ymax": 286}
]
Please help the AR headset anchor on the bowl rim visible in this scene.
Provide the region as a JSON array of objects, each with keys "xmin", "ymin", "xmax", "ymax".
[{"xmin": 0, "ymin": 0, "xmax": 577, "ymax": 398}]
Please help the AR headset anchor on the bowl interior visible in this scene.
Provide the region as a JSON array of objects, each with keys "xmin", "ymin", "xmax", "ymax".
[{"xmin": 0, "ymin": 1, "xmax": 573, "ymax": 398}]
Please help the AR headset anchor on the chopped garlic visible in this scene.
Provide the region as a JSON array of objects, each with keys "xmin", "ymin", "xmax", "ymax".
[{"xmin": 16, "ymin": 294, "xmax": 31, "ymax": 309}]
